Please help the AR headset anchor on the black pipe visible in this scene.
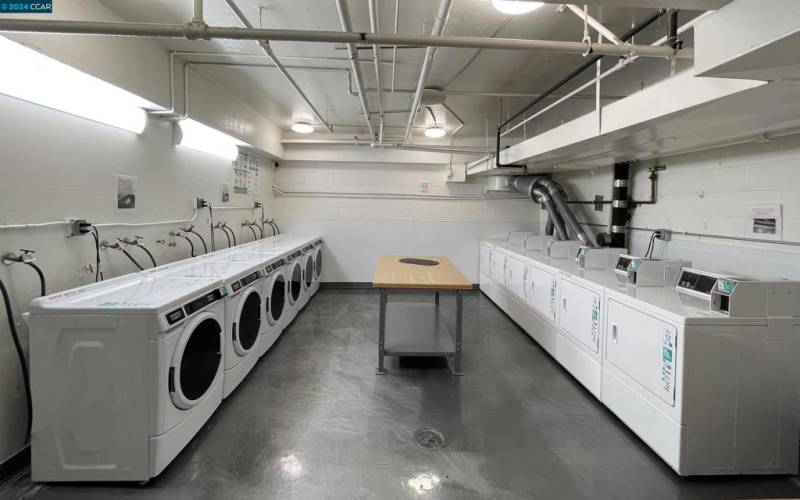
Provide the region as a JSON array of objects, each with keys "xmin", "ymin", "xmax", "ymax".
[
  {"xmin": 495, "ymin": 9, "xmax": 667, "ymax": 168},
  {"xmin": 610, "ymin": 162, "xmax": 630, "ymax": 248},
  {"xmin": 0, "ymin": 278, "xmax": 32, "ymax": 442},
  {"xmin": 24, "ymin": 262, "xmax": 46, "ymax": 297},
  {"xmin": 667, "ymin": 9, "xmax": 681, "ymax": 50},
  {"xmin": 207, "ymin": 205, "xmax": 216, "ymax": 252}
]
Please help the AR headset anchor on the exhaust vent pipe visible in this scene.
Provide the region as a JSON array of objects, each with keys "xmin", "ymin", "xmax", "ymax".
[{"xmin": 511, "ymin": 176, "xmax": 597, "ymax": 248}]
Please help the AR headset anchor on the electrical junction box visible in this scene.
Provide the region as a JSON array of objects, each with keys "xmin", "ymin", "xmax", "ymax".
[{"xmin": 577, "ymin": 246, "xmax": 626, "ymax": 270}]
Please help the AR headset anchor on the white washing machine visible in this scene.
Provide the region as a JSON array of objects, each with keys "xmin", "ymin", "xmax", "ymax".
[
  {"xmin": 146, "ymin": 259, "xmax": 265, "ymax": 399},
  {"xmin": 284, "ymin": 249, "xmax": 304, "ymax": 324},
  {"xmin": 260, "ymin": 256, "xmax": 289, "ymax": 357},
  {"xmin": 310, "ymin": 239, "xmax": 323, "ymax": 296},
  {"xmin": 205, "ymin": 250, "xmax": 286, "ymax": 358},
  {"xmin": 28, "ymin": 275, "xmax": 226, "ymax": 482},
  {"xmin": 299, "ymin": 243, "xmax": 316, "ymax": 309}
]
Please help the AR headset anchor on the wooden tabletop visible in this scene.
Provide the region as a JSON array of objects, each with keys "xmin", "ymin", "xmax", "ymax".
[{"xmin": 372, "ymin": 256, "xmax": 472, "ymax": 290}]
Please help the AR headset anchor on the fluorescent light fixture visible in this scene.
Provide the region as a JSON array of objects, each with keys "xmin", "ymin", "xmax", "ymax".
[
  {"xmin": 492, "ymin": 0, "xmax": 543, "ymax": 15},
  {"xmin": 0, "ymin": 36, "xmax": 152, "ymax": 134},
  {"xmin": 424, "ymin": 126, "xmax": 447, "ymax": 138},
  {"xmin": 177, "ymin": 118, "xmax": 246, "ymax": 161},
  {"xmin": 291, "ymin": 122, "xmax": 314, "ymax": 134}
]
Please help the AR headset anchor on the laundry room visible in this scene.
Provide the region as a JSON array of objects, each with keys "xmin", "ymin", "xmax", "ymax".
[{"xmin": 1, "ymin": 0, "xmax": 800, "ymax": 498}]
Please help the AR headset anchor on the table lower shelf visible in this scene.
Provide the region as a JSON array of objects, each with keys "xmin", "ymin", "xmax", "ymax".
[{"xmin": 383, "ymin": 302, "xmax": 455, "ymax": 356}]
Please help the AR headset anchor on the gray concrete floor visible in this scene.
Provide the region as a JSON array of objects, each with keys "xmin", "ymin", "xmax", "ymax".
[{"xmin": 4, "ymin": 288, "xmax": 800, "ymax": 499}]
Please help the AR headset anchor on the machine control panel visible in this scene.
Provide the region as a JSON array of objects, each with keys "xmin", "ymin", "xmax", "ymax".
[
  {"xmin": 183, "ymin": 287, "xmax": 225, "ymax": 316},
  {"xmin": 165, "ymin": 307, "xmax": 186, "ymax": 325},
  {"xmin": 676, "ymin": 268, "xmax": 722, "ymax": 299},
  {"xmin": 614, "ymin": 255, "xmax": 633, "ymax": 273},
  {"xmin": 240, "ymin": 271, "xmax": 261, "ymax": 287}
]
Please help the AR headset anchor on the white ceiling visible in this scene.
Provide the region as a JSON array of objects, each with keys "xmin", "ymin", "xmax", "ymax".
[{"xmin": 99, "ymin": 0, "xmax": 711, "ymax": 144}]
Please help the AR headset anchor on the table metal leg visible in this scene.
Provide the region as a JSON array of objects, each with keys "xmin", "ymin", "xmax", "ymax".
[
  {"xmin": 434, "ymin": 291, "xmax": 439, "ymax": 307},
  {"xmin": 454, "ymin": 289, "xmax": 463, "ymax": 376},
  {"xmin": 377, "ymin": 288, "xmax": 388, "ymax": 375}
]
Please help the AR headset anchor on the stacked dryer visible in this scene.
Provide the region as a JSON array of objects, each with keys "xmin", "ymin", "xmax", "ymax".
[{"xmin": 28, "ymin": 275, "xmax": 227, "ymax": 481}]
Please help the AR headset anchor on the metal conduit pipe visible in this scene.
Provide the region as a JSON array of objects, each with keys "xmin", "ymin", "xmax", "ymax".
[
  {"xmin": 0, "ymin": 19, "xmax": 687, "ymax": 58},
  {"xmin": 368, "ymin": 0, "xmax": 384, "ymax": 144},
  {"xmin": 335, "ymin": 0, "xmax": 376, "ymax": 140},
  {"xmin": 222, "ymin": 0, "xmax": 333, "ymax": 133},
  {"xmin": 535, "ymin": 177, "xmax": 597, "ymax": 247},
  {"xmin": 610, "ymin": 162, "xmax": 630, "ymax": 248},
  {"xmin": 402, "ymin": 0, "xmax": 452, "ymax": 143}
]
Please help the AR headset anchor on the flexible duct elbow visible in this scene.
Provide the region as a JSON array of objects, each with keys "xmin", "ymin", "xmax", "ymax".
[{"xmin": 511, "ymin": 176, "xmax": 597, "ymax": 248}]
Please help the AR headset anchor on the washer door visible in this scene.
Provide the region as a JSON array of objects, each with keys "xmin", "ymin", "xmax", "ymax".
[
  {"xmin": 170, "ymin": 311, "xmax": 223, "ymax": 410},
  {"xmin": 289, "ymin": 261, "xmax": 302, "ymax": 304},
  {"xmin": 233, "ymin": 287, "xmax": 261, "ymax": 356},
  {"xmin": 314, "ymin": 248, "xmax": 322, "ymax": 280},
  {"xmin": 268, "ymin": 273, "xmax": 286, "ymax": 325},
  {"xmin": 304, "ymin": 255, "xmax": 313, "ymax": 289}
]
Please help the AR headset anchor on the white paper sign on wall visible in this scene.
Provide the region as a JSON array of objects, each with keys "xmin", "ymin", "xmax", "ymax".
[
  {"xmin": 419, "ymin": 179, "xmax": 431, "ymax": 194},
  {"xmin": 746, "ymin": 203, "xmax": 782, "ymax": 240}
]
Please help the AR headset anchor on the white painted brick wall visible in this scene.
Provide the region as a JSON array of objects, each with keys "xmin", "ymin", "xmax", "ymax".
[
  {"xmin": 273, "ymin": 160, "xmax": 540, "ymax": 281},
  {"xmin": 552, "ymin": 134, "xmax": 800, "ymax": 277}
]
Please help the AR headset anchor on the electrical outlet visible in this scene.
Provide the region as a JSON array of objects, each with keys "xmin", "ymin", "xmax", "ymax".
[
  {"xmin": 656, "ymin": 229, "xmax": 672, "ymax": 241},
  {"xmin": 67, "ymin": 219, "xmax": 92, "ymax": 237}
]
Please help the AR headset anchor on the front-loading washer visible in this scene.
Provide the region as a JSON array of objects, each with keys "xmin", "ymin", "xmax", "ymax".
[
  {"xmin": 285, "ymin": 249, "xmax": 304, "ymax": 324},
  {"xmin": 146, "ymin": 259, "xmax": 265, "ymax": 398},
  {"xmin": 310, "ymin": 239, "xmax": 323, "ymax": 296},
  {"xmin": 299, "ymin": 243, "xmax": 315, "ymax": 309},
  {"xmin": 260, "ymin": 256, "xmax": 289, "ymax": 357},
  {"xmin": 28, "ymin": 275, "xmax": 226, "ymax": 482}
]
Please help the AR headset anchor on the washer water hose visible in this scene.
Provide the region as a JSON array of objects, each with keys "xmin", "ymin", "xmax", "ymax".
[
  {"xmin": 172, "ymin": 231, "xmax": 196, "ymax": 257},
  {"xmin": 0, "ymin": 277, "xmax": 33, "ymax": 442},
  {"xmin": 91, "ymin": 226, "xmax": 104, "ymax": 281},
  {"xmin": 243, "ymin": 221, "xmax": 258, "ymax": 241},
  {"xmin": 180, "ymin": 225, "xmax": 207, "ymax": 254},
  {"xmin": 2, "ymin": 250, "xmax": 47, "ymax": 296},
  {"xmin": 122, "ymin": 236, "xmax": 157, "ymax": 268},
  {"xmin": 102, "ymin": 240, "xmax": 146, "ymax": 271},
  {"xmin": 215, "ymin": 222, "xmax": 232, "ymax": 248},
  {"xmin": 223, "ymin": 223, "xmax": 237, "ymax": 246}
]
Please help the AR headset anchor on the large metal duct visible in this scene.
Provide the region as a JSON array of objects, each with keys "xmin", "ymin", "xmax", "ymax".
[
  {"xmin": 512, "ymin": 176, "xmax": 597, "ymax": 248},
  {"xmin": 511, "ymin": 177, "xmax": 568, "ymax": 241}
]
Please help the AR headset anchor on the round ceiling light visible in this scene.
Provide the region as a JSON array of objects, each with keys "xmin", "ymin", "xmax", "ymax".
[
  {"xmin": 492, "ymin": 0, "xmax": 544, "ymax": 15},
  {"xmin": 424, "ymin": 126, "xmax": 446, "ymax": 138},
  {"xmin": 291, "ymin": 122, "xmax": 314, "ymax": 134}
]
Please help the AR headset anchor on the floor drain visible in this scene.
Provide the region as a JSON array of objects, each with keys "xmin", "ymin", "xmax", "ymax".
[{"xmin": 414, "ymin": 428, "xmax": 445, "ymax": 450}]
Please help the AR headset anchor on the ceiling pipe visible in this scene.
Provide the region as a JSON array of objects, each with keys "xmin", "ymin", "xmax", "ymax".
[
  {"xmin": 368, "ymin": 0, "xmax": 384, "ymax": 144},
  {"xmin": 335, "ymin": 0, "xmax": 376, "ymax": 141},
  {"xmin": 402, "ymin": 0, "xmax": 453, "ymax": 144},
  {"xmin": 391, "ymin": 0, "xmax": 399, "ymax": 92},
  {"xmin": 222, "ymin": 0, "xmax": 333, "ymax": 133},
  {"xmin": 280, "ymin": 138, "xmax": 490, "ymax": 155},
  {"xmin": 0, "ymin": 19, "xmax": 687, "ymax": 58},
  {"xmin": 192, "ymin": 0, "xmax": 204, "ymax": 24}
]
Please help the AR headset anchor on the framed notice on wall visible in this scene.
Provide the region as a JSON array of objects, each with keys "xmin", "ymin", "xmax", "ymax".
[
  {"xmin": 114, "ymin": 174, "xmax": 138, "ymax": 212},
  {"xmin": 233, "ymin": 151, "xmax": 261, "ymax": 195}
]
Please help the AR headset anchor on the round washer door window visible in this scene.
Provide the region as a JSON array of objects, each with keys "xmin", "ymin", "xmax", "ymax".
[
  {"xmin": 304, "ymin": 256, "xmax": 313, "ymax": 288},
  {"xmin": 314, "ymin": 249, "xmax": 322, "ymax": 279},
  {"xmin": 170, "ymin": 313, "xmax": 222, "ymax": 410},
  {"xmin": 290, "ymin": 262, "xmax": 302, "ymax": 303},
  {"xmin": 269, "ymin": 274, "xmax": 286, "ymax": 324},
  {"xmin": 234, "ymin": 289, "xmax": 261, "ymax": 355}
]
